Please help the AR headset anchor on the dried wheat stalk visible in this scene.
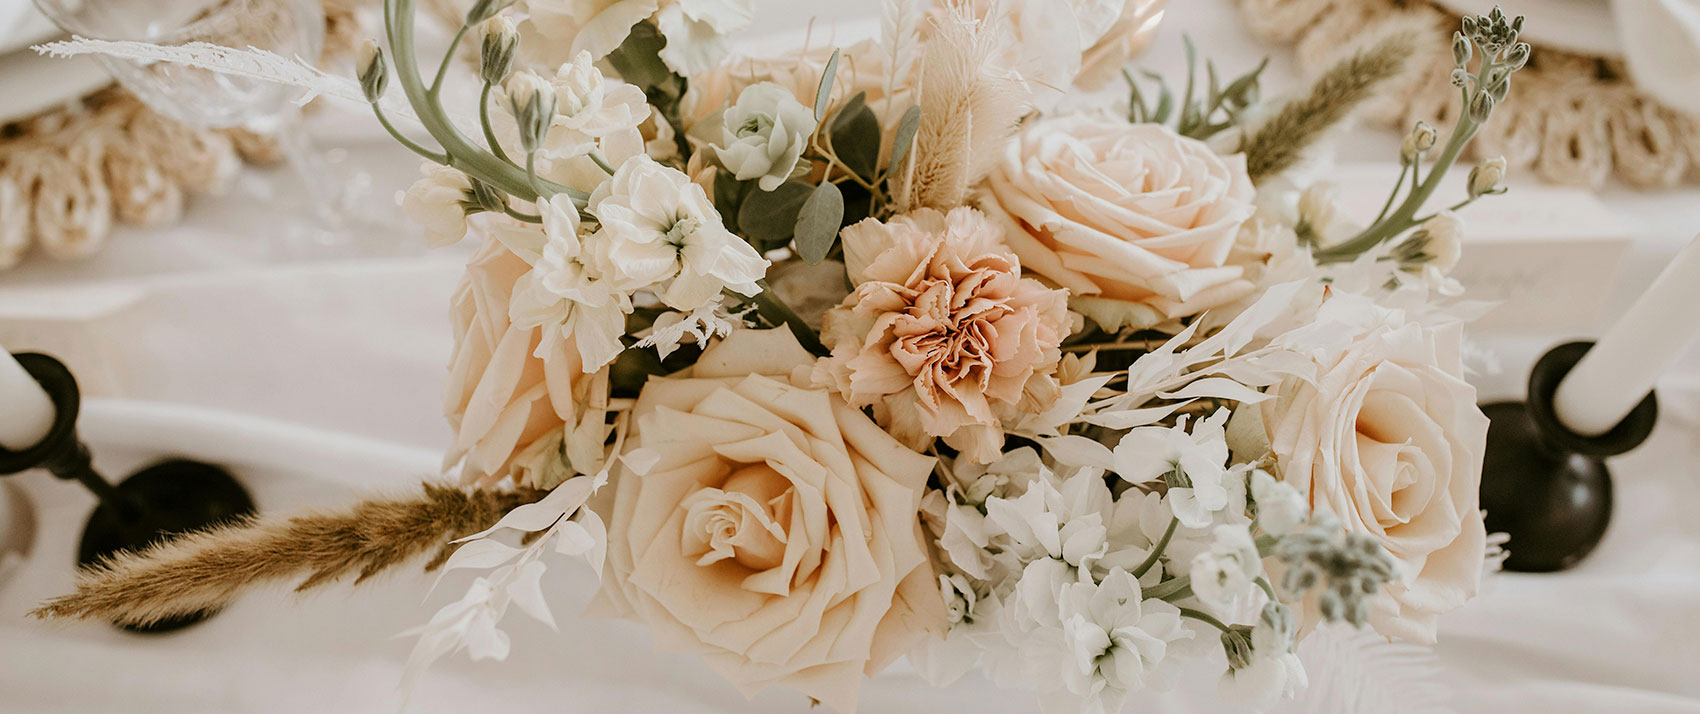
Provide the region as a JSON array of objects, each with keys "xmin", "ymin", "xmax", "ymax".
[
  {"xmin": 1243, "ymin": 28, "xmax": 1420, "ymax": 182},
  {"xmin": 32, "ymin": 483, "xmax": 544, "ymax": 628}
]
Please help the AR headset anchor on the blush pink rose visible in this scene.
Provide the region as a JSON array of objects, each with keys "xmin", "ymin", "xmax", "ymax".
[
  {"xmin": 981, "ymin": 116, "xmax": 1257, "ymax": 324},
  {"xmin": 591, "ymin": 328, "xmax": 947, "ymax": 713},
  {"xmin": 815, "ymin": 207, "xmax": 1071, "ymax": 463},
  {"xmin": 443, "ymin": 231, "xmax": 608, "ymax": 487}
]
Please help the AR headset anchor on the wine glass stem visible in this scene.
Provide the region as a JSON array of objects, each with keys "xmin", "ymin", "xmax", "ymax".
[{"xmin": 271, "ymin": 110, "xmax": 344, "ymax": 228}]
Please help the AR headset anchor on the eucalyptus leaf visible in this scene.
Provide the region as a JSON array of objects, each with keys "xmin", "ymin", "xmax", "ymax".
[
  {"xmin": 713, "ymin": 171, "xmax": 750, "ymax": 231},
  {"xmin": 738, "ymin": 179, "xmax": 813, "ymax": 250},
  {"xmin": 814, "ymin": 48, "xmax": 841, "ymax": 120},
  {"xmin": 829, "ymin": 92, "xmax": 881, "ymax": 182},
  {"xmin": 888, "ymin": 105, "xmax": 922, "ymax": 171},
  {"xmin": 794, "ymin": 181, "xmax": 845, "ymax": 264},
  {"xmin": 606, "ymin": 22, "xmax": 677, "ymax": 98}
]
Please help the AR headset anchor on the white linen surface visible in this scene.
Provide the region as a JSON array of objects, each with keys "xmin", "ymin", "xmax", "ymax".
[{"xmin": 1, "ymin": 1, "xmax": 1699, "ymax": 712}]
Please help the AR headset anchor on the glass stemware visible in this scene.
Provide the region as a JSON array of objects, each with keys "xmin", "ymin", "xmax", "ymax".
[{"xmin": 32, "ymin": 0, "xmax": 406, "ymax": 259}]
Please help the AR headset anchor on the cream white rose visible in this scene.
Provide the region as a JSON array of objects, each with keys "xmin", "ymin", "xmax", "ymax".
[
  {"xmin": 591, "ymin": 328, "xmax": 947, "ymax": 713},
  {"xmin": 981, "ymin": 116, "xmax": 1257, "ymax": 323},
  {"xmin": 713, "ymin": 82, "xmax": 816, "ymax": 191},
  {"xmin": 1261, "ymin": 299, "xmax": 1489, "ymax": 644}
]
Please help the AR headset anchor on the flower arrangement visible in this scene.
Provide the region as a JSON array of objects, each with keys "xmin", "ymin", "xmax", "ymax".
[{"xmin": 35, "ymin": 2, "xmax": 1534, "ymax": 712}]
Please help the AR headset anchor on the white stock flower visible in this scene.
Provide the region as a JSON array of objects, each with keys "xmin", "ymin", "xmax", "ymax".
[
  {"xmin": 1220, "ymin": 604, "xmax": 1307, "ymax": 713},
  {"xmin": 401, "ymin": 163, "xmax": 472, "ymax": 246},
  {"xmin": 985, "ymin": 466, "xmax": 1114, "ymax": 570},
  {"xmin": 1219, "ymin": 650, "xmax": 1306, "ymax": 712},
  {"xmin": 1249, "ymin": 469, "xmax": 1308, "ymax": 537},
  {"xmin": 584, "ymin": 155, "xmax": 768, "ymax": 309},
  {"xmin": 713, "ymin": 82, "xmax": 816, "ymax": 191},
  {"xmin": 655, "ymin": 0, "xmax": 754, "ymax": 76},
  {"xmin": 1053, "ymin": 569, "xmax": 1190, "ymax": 714},
  {"xmin": 515, "ymin": 0, "xmax": 659, "ymax": 69},
  {"xmin": 1189, "ymin": 525, "xmax": 1261, "ymax": 613},
  {"xmin": 508, "ymin": 194, "xmax": 630, "ymax": 370},
  {"xmin": 1112, "ymin": 410, "xmax": 1235, "ymax": 528},
  {"xmin": 544, "ymin": 51, "xmax": 651, "ymax": 161}
]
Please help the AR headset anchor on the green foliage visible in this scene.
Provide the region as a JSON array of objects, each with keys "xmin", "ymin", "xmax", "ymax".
[
  {"xmin": 814, "ymin": 49, "xmax": 841, "ymax": 120},
  {"xmin": 1125, "ymin": 36, "xmax": 1267, "ymax": 141},
  {"xmin": 828, "ymin": 91, "xmax": 882, "ymax": 182},
  {"xmin": 888, "ymin": 105, "xmax": 922, "ymax": 171},
  {"xmin": 795, "ymin": 181, "xmax": 846, "ymax": 264},
  {"xmin": 738, "ymin": 179, "xmax": 814, "ymax": 251},
  {"xmin": 607, "ymin": 21, "xmax": 691, "ymax": 160}
]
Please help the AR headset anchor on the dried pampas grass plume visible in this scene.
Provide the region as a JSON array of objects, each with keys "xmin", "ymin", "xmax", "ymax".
[
  {"xmin": 32, "ymin": 483, "xmax": 545, "ymax": 628},
  {"xmin": 895, "ymin": 1, "xmax": 1031, "ymax": 212},
  {"xmin": 1242, "ymin": 26, "xmax": 1420, "ymax": 183}
]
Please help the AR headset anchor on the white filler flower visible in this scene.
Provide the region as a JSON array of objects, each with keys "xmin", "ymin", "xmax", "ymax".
[{"xmin": 584, "ymin": 155, "xmax": 768, "ymax": 309}]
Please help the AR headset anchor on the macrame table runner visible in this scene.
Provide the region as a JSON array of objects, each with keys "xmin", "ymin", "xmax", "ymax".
[
  {"xmin": 0, "ymin": 0, "xmax": 365, "ymax": 270},
  {"xmin": 1236, "ymin": 0, "xmax": 1700, "ymax": 190}
]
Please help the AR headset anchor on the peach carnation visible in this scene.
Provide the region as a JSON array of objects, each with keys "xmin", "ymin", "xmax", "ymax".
[{"xmin": 815, "ymin": 207, "xmax": 1070, "ymax": 463}]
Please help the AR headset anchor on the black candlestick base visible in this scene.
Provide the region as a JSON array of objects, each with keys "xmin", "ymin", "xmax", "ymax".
[
  {"xmin": 0, "ymin": 353, "xmax": 255, "ymax": 633},
  {"xmin": 1480, "ymin": 341, "xmax": 1657, "ymax": 573}
]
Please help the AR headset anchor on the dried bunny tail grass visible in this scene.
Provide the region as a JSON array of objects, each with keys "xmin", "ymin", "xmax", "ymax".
[
  {"xmin": 32, "ymin": 483, "xmax": 545, "ymax": 628},
  {"xmin": 896, "ymin": 1, "xmax": 1030, "ymax": 212},
  {"xmin": 1242, "ymin": 25, "xmax": 1420, "ymax": 183}
]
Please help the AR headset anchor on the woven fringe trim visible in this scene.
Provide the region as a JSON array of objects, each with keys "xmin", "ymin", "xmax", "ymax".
[{"xmin": 1235, "ymin": 0, "xmax": 1700, "ymax": 190}]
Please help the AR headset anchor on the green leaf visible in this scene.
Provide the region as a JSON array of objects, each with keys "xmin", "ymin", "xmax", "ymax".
[
  {"xmin": 887, "ymin": 105, "xmax": 922, "ymax": 171},
  {"xmin": 713, "ymin": 172, "xmax": 752, "ymax": 231},
  {"xmin": 606, "ymin": 22, "xmax": 678, "ymax": 98},
  {"xmin": 738, "ymin": 179, "xmax": 813, "ymax": 250},
  {"xmin": 814, "ymin": 48, "xmax": 841, "ymax": 121},
  {"xmin": 829, "ymin": 91, "xmax": 881, "ymax": 182},
  {"xmin": 794, "ymin": 181, "xmax": 845, "ymax": 264},
  {"xmin": 1142, "ymin": 71, "xmax": 1174, "ymax": 124}
]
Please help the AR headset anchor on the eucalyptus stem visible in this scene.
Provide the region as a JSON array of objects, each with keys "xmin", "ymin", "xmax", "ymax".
[
  {"xmin": 384, "ymin": 0, "xmax": 583, "ymax": 205},
  {"xmin": 429, "ymin": 22, "xmax": 470, "ymax": 97},
  {"xmin": 479, "ymin": 82, "xmax": 513, "ymax": 165},
  {"xmin": 1372, "ymin": 162, "xmax": 1409, "ymax": 225},
  {"xmin": 1317, "ymin": 52, "xmax": 1501, "ymax": 262},
  {"xmin": 503, "ymin": 206, "xmax": 542, "ymax": 223},
  {"xmin": 1178, "ymin": 607, "xmax": 1232, "ymax": 633},
  {"xmin": 1144, "ymin": 575, "xmax": 1191, "ymax": 601},
  {"xmin": 371, "ymin": 101, "xmax": 447, "ymax": 164},
  {"xmin": 1132, "ymin": 518, "xmax": 1179, "ymax": 578}
]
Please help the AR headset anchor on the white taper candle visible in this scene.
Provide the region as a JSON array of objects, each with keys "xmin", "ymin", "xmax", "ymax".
[
  {"xmin": 0, "ymin": 345, "xmax": 56, "ymax": 450},
  {"xmin": 1554, "ymin": 232, "xmax": 1700, "ymax": 436}
]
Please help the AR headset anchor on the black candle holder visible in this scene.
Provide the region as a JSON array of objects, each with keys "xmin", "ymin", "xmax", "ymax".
[
  {"xmin": 1480, "ymin": 341, "xmax": 1657, "ymax": 573},
  {"xmin": 0, "ymin": 352, "xmax": 255, "ymax": 633}
]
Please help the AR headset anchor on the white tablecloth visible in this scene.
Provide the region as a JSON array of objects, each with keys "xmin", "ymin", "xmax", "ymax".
[{"xmin": 2, "ymin": 2, "xmax": 1699, "ymax": 712}]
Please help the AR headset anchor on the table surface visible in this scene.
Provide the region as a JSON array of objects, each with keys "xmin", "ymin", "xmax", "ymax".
[{"xmin": 1, "ymin": 2, "xmax": 1699, "ymax": 713}]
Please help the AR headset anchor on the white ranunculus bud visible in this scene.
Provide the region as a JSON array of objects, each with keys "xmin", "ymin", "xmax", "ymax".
[
  {"xmin": 504, "ymin": 70, "xmax": 555, "ymax": 154},
  {"xmin": 1249, "ymin": 470, "xmax": 1307, "ymax": 536},
  {"xmin": 1394, "ymin": 210, "xmax": 1465, "ymax": 273},
  {"xmin": 1296, "ymin": 181, "xmax": 1339, "ymax": 236},
  {"xmin": 1400, "ymin": 121, "xmax": 1437, "ymax": 162},
  {"xmin": 356, "ymin": 39, "xmax": 386, "ymax": 102},
  {"xmin": 400, "ymin": 163, "xmax": 474, "ymax": 246},
  {"xmin": 1190, "ymin": 525, "xmax": 1262, "ymax": 612},
  {"xmin": 479, "ymin": 16, "xmax": 518, "ymax": 85},
  {"xmin": 713, "ymin": 82, "xmax": 817, "ymax": 191},
  {"xmin": 1467, "ymin": 155, "xmax": 1507, "ymax": 198}
]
